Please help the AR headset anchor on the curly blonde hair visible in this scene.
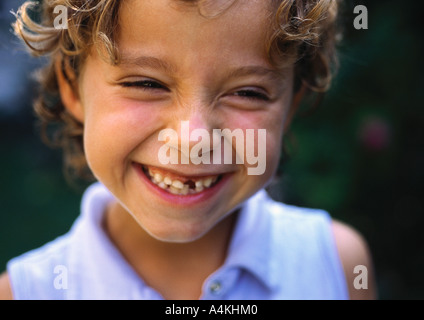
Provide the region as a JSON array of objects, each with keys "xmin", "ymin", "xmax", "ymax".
[{"xmin": 13, "ymin": 0, "xmax": 341, "ymax": 181}]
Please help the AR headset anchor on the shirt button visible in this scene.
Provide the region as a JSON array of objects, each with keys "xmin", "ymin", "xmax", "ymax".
[{"xmin": 209, "ymin": 280, "xmax": 222, "ymax": 294}]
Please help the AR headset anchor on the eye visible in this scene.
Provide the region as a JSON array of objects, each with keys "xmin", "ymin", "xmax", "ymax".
[
  {"xmin": 233, "ymin": 89, "xmax": 270, "ymax": 101},
  {"xmin": 120, "ymin": 80, "xmax": 169, "ymax": 91}
]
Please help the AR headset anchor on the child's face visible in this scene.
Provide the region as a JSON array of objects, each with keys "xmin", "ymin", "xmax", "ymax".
[{"xmin": 69, "ymin": 0, "xmax": 295, "ymax": 242}]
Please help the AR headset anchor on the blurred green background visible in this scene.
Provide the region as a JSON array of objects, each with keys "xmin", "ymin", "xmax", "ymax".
[{"xmin": 0, "ymin": 0, "xmax": 423, "ymax": 299}]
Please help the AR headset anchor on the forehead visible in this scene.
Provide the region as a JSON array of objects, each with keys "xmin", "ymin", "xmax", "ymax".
[
  {"xmin": 119, "ymin": 0, "xmax": 272, "ymax": 22},
  {"xmin": 173, "ymin": 0, "xmax": 239, "ymax": 17},
  {"xmin": 116, "ymin": 0, "xmax": 274, "ymax": 68}
]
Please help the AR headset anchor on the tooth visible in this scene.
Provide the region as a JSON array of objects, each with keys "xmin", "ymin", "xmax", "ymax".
[
  {"xmin": 181, "ymin": 185, "xmax": 189, "ymax": 195},
  {"xmin": 148, "ymin": 169, "xmax": 219, "ymax": 195},
  {"xmin": 154, "ymin": 173, "xmax": 163, "ymax": 183},
  {"xmin": 171, "ymin": 180, "xmax": 184, "ymax": 189},
  {"xmin": 203, "ymin": 177, "xmax": 213, "ymax": 188},
  {"xmin": 164, "ymin": 177, "xmax": 172, "ymax": 186},
  {"xmin": 148, "ymin": 167, "xmax": 154, "ymax": 177},
  {"xmin": 169, "ymin": 186, "xmax": 180, "ymax": 194}
]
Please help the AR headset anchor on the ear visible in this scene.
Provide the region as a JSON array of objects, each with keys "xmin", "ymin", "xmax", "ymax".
[
  {"xmin": 55, "ymin": 58, "xmax": 85, "ymax": 123},
  {"xmin": 283, "ymin": 84, "xmax": 306, "ymax": 133}
]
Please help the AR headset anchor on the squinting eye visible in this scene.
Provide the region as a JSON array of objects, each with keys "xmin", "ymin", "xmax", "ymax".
[
  {"xmin": 233, "ymin": 90, "xmax": 270, "ymax": 101},
  {"xmin": 121, "ymin": 80, "xmax": 169, "ymax": 91}
]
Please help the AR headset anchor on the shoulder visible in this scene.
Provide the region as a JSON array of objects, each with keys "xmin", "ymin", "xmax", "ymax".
[
  {"xmin": 4, "ymin": 234, "xmax": 74, "ymax": 300},
  {"xmin": 0, "ymin": 272, "xmax": 13, "ymax": 300},
  {"xmin": 257, "ymin": 196, "xmax": 358, "ymax": 299},
  {"xmin": 331, "ymin": 220, "xmax": 377, "ymax": 300}
]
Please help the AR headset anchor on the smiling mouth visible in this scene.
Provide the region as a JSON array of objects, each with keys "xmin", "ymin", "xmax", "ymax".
[{"xmin": 141, "ymin": 165, "xmax": 223, "ymax": 196}]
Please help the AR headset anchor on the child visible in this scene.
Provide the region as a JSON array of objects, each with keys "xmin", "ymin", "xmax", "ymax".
[{"xmin": 0, "ymin": 0, "xmax": 376, "ymax": 300}]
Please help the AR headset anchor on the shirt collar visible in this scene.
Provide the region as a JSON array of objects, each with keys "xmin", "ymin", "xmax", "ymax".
[
  {"xmin": 72, "ymin": 183, "xmax": 155, "ymax": 299},
  {"xmin": 223, "ymin": 189, "xmax": 275, "ymax": 290},
  {"xmin": 79, "ymin": 183, "xmax": 276, "ymax": 293}
]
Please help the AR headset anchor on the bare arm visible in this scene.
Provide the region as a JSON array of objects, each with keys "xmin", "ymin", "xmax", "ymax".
[
  {"xmin": 0, "ymin": 272, "xmax": 13, "ymax": 300},
  {"xmin": 332, "ymin": 220, "xmax": 377, "ymax": 300}
]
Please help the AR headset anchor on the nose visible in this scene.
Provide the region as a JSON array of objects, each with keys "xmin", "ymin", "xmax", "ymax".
[
  {"xmin": 176, "ymin": 113, "xmax": 220, "ymax": 165},
  {"xmin": 159, "ymin": 99, "xmax": 222, "ymax": 166}
]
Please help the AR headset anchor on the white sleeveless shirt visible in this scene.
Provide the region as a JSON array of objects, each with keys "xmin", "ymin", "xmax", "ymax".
[{"xmin": 7, "ymin": 183, "xmax": 348, "ymax": 299}]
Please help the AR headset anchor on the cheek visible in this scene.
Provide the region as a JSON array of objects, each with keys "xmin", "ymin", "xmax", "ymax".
[
  {"xmin": 265, "ymin": 97, "xmax": 294, "ymax": 173},
  {"xmin": 226, "ymin": 108, "xmax": 285, "ymax": 179},
  {"xmin": 82, "ymin": 98, "xmax": 162, "ymax": 178},
  {"xmin": 83, "ymin": 117, "xmax": 129, "ymax": 182},
  {"xmin": 263, "ymin": 122, "xmax": 284, "ymax": 178}
]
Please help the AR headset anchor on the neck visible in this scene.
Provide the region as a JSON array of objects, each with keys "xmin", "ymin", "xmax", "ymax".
[{"xmin": 103, "ymin": 201, "xmax": 238, "ymax": 299}]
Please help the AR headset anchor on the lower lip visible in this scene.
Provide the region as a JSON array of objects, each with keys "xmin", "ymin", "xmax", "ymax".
[{"xmin": 133, "ymin": 163, "xmax": 231, "ymax": 206}]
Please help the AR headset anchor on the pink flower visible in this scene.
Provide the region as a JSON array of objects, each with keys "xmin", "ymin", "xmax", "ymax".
[{"xmin": 359, "ymin": 116, "xmax": 391, "ymax": 152}]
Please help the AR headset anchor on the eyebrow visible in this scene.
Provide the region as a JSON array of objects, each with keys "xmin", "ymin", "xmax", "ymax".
[
  {"xmin": 119, "ymin": 54, "xmax": 178, "ymax": 74},
  {"xmin": 118, "ymin": 54, "xmax": 286, "ymax": 82},
  {"xmin": 224, "ymin": 65, "xmax": 285, "ymax": 82}
]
